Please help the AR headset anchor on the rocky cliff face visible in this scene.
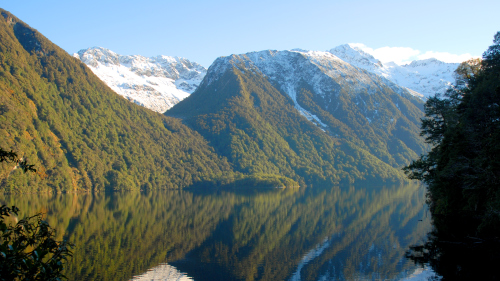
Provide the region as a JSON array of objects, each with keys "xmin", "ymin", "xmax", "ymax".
[{"xmin": 74, "ymin": 47, "xmax": 206, "ymax": 113}]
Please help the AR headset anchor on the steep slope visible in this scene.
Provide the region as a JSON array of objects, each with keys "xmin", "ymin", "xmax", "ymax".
[
  {"xmin": 0, "ymin": 9, "xmax": 234, "ymax": 193},
  {"xmin": 329, "ymin": 44, "xmax": 459, "ymax": 98},
  {"xmin": 167, "ymin": 51, "xmax": 425, "ymax": 185},
  {"xmin": 74, "ymin": 47, "xmax": 206, "ymax": 113},
  {"xmin": 241, "ymin": 49, "xmax": 428, "ymax": 168}
]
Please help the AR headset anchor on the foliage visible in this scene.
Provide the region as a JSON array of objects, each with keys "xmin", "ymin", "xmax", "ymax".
[
  {"xmin": 403, "ymin": 31, "xmax": 500, "ymax": 236},
  {"xmin": 0, "ymin": 148, "xmax": 72, "ymax": 280},
  {"xmin": 215, "ymin": 173, "xmax": 300, "ymax": 189},
  {"xmin": 0, "ymin": 205, "xmax": 73, "ymax": 281},
  {"xmin": 0, "ymin": 9, "xmax": 237, "ymax": 193},
  {"xmin": 294, "ymin": 77, "xmax": 428, "ymax": 169},
  {"xmin": 454, "ymin": 58, "xmax": 481, "ymax": 89},
  {"xmin": 0, "ymin": 147, "xmax": 36, "ymax": 173},
  {"xmin": 166, "ymin": 59, "xmax": 419, "ymax": 185}
]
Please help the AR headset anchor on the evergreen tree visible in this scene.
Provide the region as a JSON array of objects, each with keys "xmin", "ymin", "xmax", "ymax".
[{"xmin": 404, "ymin": 32, "xmax": 500, "ymax": 236}]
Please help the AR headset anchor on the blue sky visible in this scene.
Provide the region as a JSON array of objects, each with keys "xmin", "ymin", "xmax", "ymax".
[{"xmin": 3, "ymin": 0, "xmax": 499, "ymax": 67}]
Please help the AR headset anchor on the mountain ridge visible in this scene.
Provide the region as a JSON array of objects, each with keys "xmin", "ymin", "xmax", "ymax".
[
  {"xmin": 329, "ymin": 44, "xmax": 459, "ymax": 98},
  {"xmin": 167, "ymin": 49, "xmax": 430, "ymax": 185},
  {"xmin": 73, "ymin": 47, "xmax": 206, "ymax": 113},
  {"xmin": 77, "ymin": 44, "xmax": 461, "ymax": 115}
]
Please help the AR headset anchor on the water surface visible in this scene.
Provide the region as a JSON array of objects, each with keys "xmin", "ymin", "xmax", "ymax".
[{"xmin": 1, "ymin": 183, "xmax": 434, "ymax": 280}]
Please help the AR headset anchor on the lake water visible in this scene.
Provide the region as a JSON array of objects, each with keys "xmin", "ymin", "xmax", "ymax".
[{"xmin": 1, "ymin": 183, "xmax": 437, "ymax": 281}]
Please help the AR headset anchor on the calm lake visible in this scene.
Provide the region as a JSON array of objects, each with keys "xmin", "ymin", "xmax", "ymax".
[{"xmin": 1, "ymin": 183, "xmax": 437, "ymax": 281}]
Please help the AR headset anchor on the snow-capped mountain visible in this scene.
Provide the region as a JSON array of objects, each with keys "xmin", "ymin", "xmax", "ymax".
[
  {"xmin": 74, "ymin": 47, "xmax": 206, "ymax": 113},
  {"xmin": 75, "ymin": 45, "xmax": 460, "ymax": 114},
  {"xmin": 205, "ymin": 49, "xmax": 418, "ymax": 130},
  {"xmin": 172, "ymin": 48, "xmax": 429, "ymax": 169},
  {"xmin": 329, "ymin": 44, "xmax": 460, "ymax": 98}
]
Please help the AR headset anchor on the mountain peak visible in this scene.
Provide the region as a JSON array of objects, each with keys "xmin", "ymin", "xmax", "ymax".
[
  {"xmin": 328, "ymin": 44, "xmax": 459, "ymax": 98},
  {"xmin": 328, "ymin": 44, "xmax": 383, "ymax": 69},
  {"xmin": 74, "ymin": 47, "xmax": 206, "ymax": 113},
  {"xmin": 75, "ymin": 47, "xmax": 120, "ymax": 67},
  {"xmin": 0, "ymin": 10, "xmax": 233, "ymax": 192}
]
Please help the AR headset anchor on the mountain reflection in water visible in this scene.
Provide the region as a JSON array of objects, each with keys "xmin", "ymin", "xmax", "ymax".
[{"xmin": 1, "ymin": 183, "xmax": 435, "ymax": 281}]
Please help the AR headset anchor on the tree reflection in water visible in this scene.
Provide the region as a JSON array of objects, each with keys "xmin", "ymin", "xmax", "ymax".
[
  {"xmin": 1, "ymin": 183, "xmax": 433, "ymax": 281},
  {"xmin": 406, "ymin": 215, "xmax": 500, "ymax": 281}
]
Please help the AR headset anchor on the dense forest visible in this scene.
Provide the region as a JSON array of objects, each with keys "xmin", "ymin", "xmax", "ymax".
[
  {"xmin": 0, "ymin": 9, "xmax": 298, "ymax": 193},
  {"xmin": 404, "ymin": 31, "xmax": 500, "ymax": 236},
  {"xmin": 403, "ymin": 32, "xmax": 500, "ymax": 281}
]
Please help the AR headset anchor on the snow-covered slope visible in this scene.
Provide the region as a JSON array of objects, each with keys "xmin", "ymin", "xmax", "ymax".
[
  {"xmin": 329, "ymin": 44, "xmax": 460, "ymax": 98},
  {"xmin": 74, "ymin": 47, "xmax": 206, "ymax": 113}
]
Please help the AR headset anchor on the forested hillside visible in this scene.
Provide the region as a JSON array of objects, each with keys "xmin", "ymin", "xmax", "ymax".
[
  {"xmin": 167, "ymin": 55, "xmax": 418, "ymax": 185},
  {"xmin": 167, "ymin": 51, "xmax": 429, "ymax": 185},
  {"xmin": 0, "ymin": 9, "xmax": 236, "ymax": 192}
]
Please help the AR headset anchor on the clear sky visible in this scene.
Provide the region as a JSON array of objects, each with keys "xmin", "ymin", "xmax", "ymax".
[{"xmin": 2, "ymin": 0, "xmax": 499, "ymax": 67}]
